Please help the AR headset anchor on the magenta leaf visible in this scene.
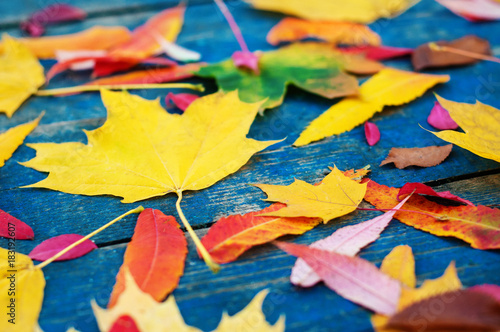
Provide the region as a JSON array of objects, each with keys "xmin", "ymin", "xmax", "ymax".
[
  {"xmin": 232, "ymin": 51, "xmax": 260, "ymax": 74},
  {"xmin": 165, "ymin": 92, "xmax": 199, "ymax": 111},
  {"xmin": 427, "ymin": 101, "xmax": 459, "ymax": 130},
  {"xmin": 21, "ymin": 4, "xmax": 87, "ymax": 37},
  {"xmin": 29, "ymin": 234, "xmax": 97, "ymax": 261},
  {"xmin": 470, "ymin": 284, "xmax": 500, "ymax": 303},
  {"xmin": 276, "ymin": 241, "xmax": 401, "ymax": 315},
  {"xmin": 364, "ymin": 121, "xmax": 380, "ymax": 146},
  {"xmin": 0, "ymin": 209, "xmax": 34, "ymax": 240},
  {"xmin": 398, "ymin": 182, "xmax": 474, "ymax": 206},
  {"xmin": 291, "ymin": 196, "xmax": 410, "ymax": 287},
  {"xmin": 436, "ymin": 0, "xmax": 500, "ymax": 22},
  {"xmin": 340, "ymin": 45, "xmax": 413, "ymax": 61}
]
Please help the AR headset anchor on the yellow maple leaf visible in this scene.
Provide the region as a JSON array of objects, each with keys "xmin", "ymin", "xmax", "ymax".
[
  {"xmin": 22, "ymin": 90, "xmax": 280, "ymax": 271},
  {"xmin": 0, "ymin": 34, "xmax": 45, "ymax": 117},
  {"xmin": 254, "ymin": 166, "xmax": 367, "ymax": 222},
  {"xmin": 245, "ymin": 0, "xmax": 419, "ymax": 24},
  {"xmin": 0, "ymin": 248, "xmax": 45, "ymax": 332},
  {"xmin": 429, "ymin": 95, "xmax": 500, "ymax": 163},
  {"xmin": 93, "ymin": 270, "xmax": 284, "ymax": 332},
  {"xmin": 0, "ymin": 113, "xmax": 43, "ymax": 168},
  {"xmin": 294, "ymin": 68, "xmax": 449, "ymax": 146},
  {"xmin": 371, "ymin": 246, "xmax": 462, "ymax": 332}
]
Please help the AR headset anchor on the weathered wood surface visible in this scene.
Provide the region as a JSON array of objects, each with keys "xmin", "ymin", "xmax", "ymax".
[{"xmin": 0, "ymin": 0, "xmax": 499, "ymax": 331}]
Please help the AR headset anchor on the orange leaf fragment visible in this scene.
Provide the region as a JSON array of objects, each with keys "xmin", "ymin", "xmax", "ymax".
[
  {"xmin": 201, "ymin": 203, "xmax": 320, "ymax": 264},
  {"xmin": 267, "ymin": 17, "xmax": 380, "ymax": 46},
  {"xmin": 364, "ymin": 180, "xmax": 500, "ymax": 249},
  {"xmin": 0, "ymin": 26, "xmax": 132, "ymax": 59},
  {"xmin": 108, "ymin": 209, "xmax": 187, "ymax": 307}
]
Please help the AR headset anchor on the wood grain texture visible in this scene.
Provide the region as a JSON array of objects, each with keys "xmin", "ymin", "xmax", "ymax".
[{"xmin": 0, "ymin": 0, "xmax": 499, "ymax": 331}]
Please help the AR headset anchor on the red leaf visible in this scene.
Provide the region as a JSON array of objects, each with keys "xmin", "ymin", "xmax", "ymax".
[
  {"xmin": 110, "ymin": 315, "xmax": 140, "ymax": 332},
  {"xmin": 0, "ymin": 209, "xmax": 34, "ymax": 240},
  {"xmin": 470, "ymin": 284, "xmax": 500, "ymax": 303},
  {"xmin": 21, "ymin": 4, "xmax": 86, "ymax": 37},
  {"xmin": 29, "ymin": 234, "xmax": 97, "ymax": 261},
  {"xmin": 427, "ymin": 101, "xmax": 459, "ymax": 130},
  {"xmin": 275, "ymin": 241, "xmax": 401, "ymax": 315},
  {"xmin": 232, "ymin": 51, "xmax": 260, "ymax": 74},
  {"xmin": 165, "ymin": 92, "xmax": 200, "ymax": 111},
  {"xmin": 108, "ymin": 209, "xmax": 187, "ymax": 307},
  {"xmin": 364, "ymin": 121, "xmax": 380, "ymax": 146},
  {"xmin": 339, "ymin": 45, "xmax": 413, "ymax": 61},
  {"xmin": 398, "ymin": 182, "xmax": 474, "ymax": 206},
  {"xmin": 386, "ymin": 289, "xmax": 500, "ymax": 331},
  {"xmin": 201, "ymin": 203, "xmax": 320, "ymax": 264}
]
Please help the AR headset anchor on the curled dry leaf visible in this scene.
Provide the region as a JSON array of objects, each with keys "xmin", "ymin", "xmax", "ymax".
[
  {"xmin": 412, "ymin": 35, "xmax": 491, "ymax": 71},
  {"xmin": 0, "ymin": 113, "xmax": 42, "ymax": 166},
  {"xmin": 29, "ymin": 234, "xmax": 97, "ymax": 261},
  {"xmin": 201, "ymin": 203, "xmax": 320, "ymax": 264},
  {"xmin": 0, "ymin": 35, "xmax": 45, "ymax": 117},
  {"xmin": 254, "ymin": 166, "xmax": 367, "ymax": 222},
  {"xmin": 429, "ymin": 95, "xmax": 500, "ymax": 163},
  {"xmin": 0, "ymin": 27, "xmax": 132, "ymax": 59},
  {"xmin": 365, "ymin": 180, "xmax": 500, "ymax": 249},
  {"xmin": 294, "ymin": 68, "xmax": 449, "ymax": 146},
  {"xmin": 291, "ymin": 196, "xmax": 410, "ymax": 287},
  {"xmin": 245, "ymin": 0, "xmax": 417, "ymax": 24},
  {"xmin": 0, "ymin": 209, "xmax": 34, "ymax": 240},
  {"xmin": 427, "ymin": 101, "xmax": 458, "ymax": 130},
  {"xmin": 276, "ymin": 241, "xmax": 401, "ymax": 315},
  {"xmin": 108, "ymin": 209, "xmax": 187, "ymax": 307},
  {"xmin": 380, "ymin": 144, "xmax": 453, "ymax": 169},
  {"xmin": 267, "ymin": 18, "xmax": 380, "ymax": 46}
]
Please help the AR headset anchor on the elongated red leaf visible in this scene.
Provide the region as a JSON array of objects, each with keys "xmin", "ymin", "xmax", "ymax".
[
  {"xmin": 165, "ymin": 92, "xmax": 200, "ymax": 111},
  {"xmin": 386, "ymin": 289, "xmax": 500, "ymax": 331},
  {"xmin": 29, "ymin": 234, "xmax": 96, "ymax": 261},
  {"xmin": 365, "ymin": 180, "xmax": 500, "ymax": 249},
  {"xmin": 398, "ymin": 182, "xmax": 474, "ymax": 206},
  {"xmin": 276, "ymin": 241, "xmax": 401, "ymax": 315},
  {"xmin": 364, "ymin": 121, "xmax": 380, "ymax": 146},
  {"xmin": 21, "ymin": 4, "xmax": 86, "ymax": 37},
  {"xmin": 108, "ymin": 209, "xmax": 187, "ymax": 307},
  {"xmin": 0, "ymin": 209, "xmax": 34, "ymax": 240},
  {"xmin": 339, "ymin": 45, "xmax": 413, "ymax": 61},
  {"xmin": 201, "ymin": 203, "xmax": 320, "ymax": 264},
  {"xmin": 291, "ymin": 196, "xmax": 410, "ymax": 287}
]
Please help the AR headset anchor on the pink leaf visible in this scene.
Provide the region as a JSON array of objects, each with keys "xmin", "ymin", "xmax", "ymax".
[
  {"xmin": 21, "ymin": 4, "xmax": 87, "ymax": 37},
  {"xmin": 427, "ymin": 101, "xmax": 459, "ymax": 130},
  {"xmin": 29, "ymin": 234, "xmax": 97, "ymax": 261},
  {"xmin": 291, "ymin": 196, "xmax": 410, "ymax": 287},
  {"xmin": 364, "ymin": 121, "xmax": 380, "ymax": 146},
  {"xmin": 436, "ymin": 0, "xmax": 500, "ymax": 21},
  {"xmin": 276, "ymin": 241, "xmax": 401, "ymax": 315},
  {"xmin": 398, "ymin": 182, "xmax": 474, "ymax": 206},
  {"xmin": 339, "ymin": 45, "xmax": 413, "ymax": 61},
  {"xmin": 0, "ymin": 209, "xmax": 34, "ymax": 240},
  {"xmin": 469, "ymin": 284, "xmax": 500, "ymax": 303},
  {"xmin": 165, "ymin": 92, "xmax": 200, "ymax": 111},
  {"xmin": 232, "ymin": 51, "xmax": 260, "ymax": 74}
]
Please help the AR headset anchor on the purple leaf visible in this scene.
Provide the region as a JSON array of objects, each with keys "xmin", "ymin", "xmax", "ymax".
[
  {"xmin": 232, "ymin": 51, "xmax": 260, "ymax": 74},
  {"xmin": 29, "ymin": 234, "xmax": 97, "ymax": 261},
  {"xmin": 427, "ymin": 101, "xmax": 459, "ymax": 130},
  {"xmin": 291, "ymin": 196, "xmax": 410, "ymax": 287},
  {"xmin": 364, "ymin": 121, "xmax": 380, "ymax": 146},
  {"xmin": 21, "ymin": 4, "xmax": 86, "ymax": 37}
]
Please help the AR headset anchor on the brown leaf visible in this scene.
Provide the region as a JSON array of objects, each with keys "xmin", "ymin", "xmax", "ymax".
[
  {"xmin": 380, "ymin": 145, "xmax": 452, "ymax": 169},
  {"xmin": 386, "ymin": 289, "xmax": 500, "ymax": 331},
  {"xmin": 412, "ymin": 35, "xmax": 491, "ymax": 71}
]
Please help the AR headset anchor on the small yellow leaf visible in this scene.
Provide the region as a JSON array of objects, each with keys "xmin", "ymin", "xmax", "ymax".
[
  {"xmin": 254, "ymin": 166, "xmax": 367, "ymax": 223},
  {"xmin": 0, "ymin": 248, "xmax": 45, "ymax": 332},
  {"xmin": 0, "ymin": 113, "xmax": 43, "ymax": 167},
  {"xmin": 294, "ymin": 68, "xmax": 449, "ymax": 146},
  {"xmin": 0, "ymin": 34, "xmax": 45, "ymax": 117},
  {"xmin": 246, "ymin": 0, "xmax": 418, "ymax": 24},
  {"xmin": 380, "ymin": 245, "xmax": 416, "ymax": 289},
  {"xmin": 92, "ymin": 270, "xmax": 200, "ymax": 332},
  {"xmin": 214, "ymin": 290, "xmax": 285, "ymax": 332},
  {"xmin": 429, "ymin": 95, "xmax": 500, "ymax": 162}
]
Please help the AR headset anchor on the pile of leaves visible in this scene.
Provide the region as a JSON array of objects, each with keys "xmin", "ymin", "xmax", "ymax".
[{"xmin": 0, "ymin": 0, "xmax": 499, "ymax": 331}]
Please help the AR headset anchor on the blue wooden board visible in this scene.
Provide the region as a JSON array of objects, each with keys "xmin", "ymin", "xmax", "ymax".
[{"xmin": 0, "ymin": 0, "xmax": 499, "ymax": 331}]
